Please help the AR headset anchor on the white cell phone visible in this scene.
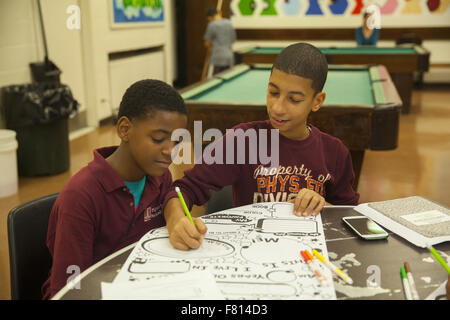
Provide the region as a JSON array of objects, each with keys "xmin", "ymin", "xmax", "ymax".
[{"xmin": 342, "ymin": 216, "xmax": 389, "ymax": 240}]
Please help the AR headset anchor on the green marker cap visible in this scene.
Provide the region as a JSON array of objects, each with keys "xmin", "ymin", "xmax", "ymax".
[{"xmin": 400, "ymin": 266, "xmax": 407, "ymax": 279}]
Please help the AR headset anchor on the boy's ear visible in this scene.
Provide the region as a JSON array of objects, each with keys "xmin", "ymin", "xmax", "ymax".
[
  {"xmin": 311, "ymin": 92, "xmax": 326, "ymax": 112},
  {"xmin": 117, "ymin": 116, "xmax": 133, "ymax": 142}
]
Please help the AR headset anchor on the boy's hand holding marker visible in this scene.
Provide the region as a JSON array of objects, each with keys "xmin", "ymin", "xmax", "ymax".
[
  {"xmin": 164, "ymin": 188, "xmax": 207, "ymax": 251},
  {"xmin": 289, "ymin": 188, "xmax": 327, "ymax": 217}
]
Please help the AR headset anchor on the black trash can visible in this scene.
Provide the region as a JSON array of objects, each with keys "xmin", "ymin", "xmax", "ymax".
[{"xmin": 1, "ymin": 83, "xmax": 78, "ymax": 176}]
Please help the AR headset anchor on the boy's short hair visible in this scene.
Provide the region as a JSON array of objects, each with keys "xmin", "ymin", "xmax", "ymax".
[
  {"xmin": 118, "ymin": 79, "xmax": 187, "ymax": 121},
  {"xmin": 206, "ymin": 6, "xmax": 218, "ymax": 17},
  {"xmin": 273, "ymin": 42, "xmax": 328, "ymax": 94}
]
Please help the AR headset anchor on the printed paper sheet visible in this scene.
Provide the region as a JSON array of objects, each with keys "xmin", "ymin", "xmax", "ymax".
[{"xmin": 113, "ymin": 202, "xmax": 336, "ymax": 300}]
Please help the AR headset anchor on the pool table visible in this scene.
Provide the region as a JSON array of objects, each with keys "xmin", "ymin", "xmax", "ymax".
[
  {"xmin": 180, "ymin": 64, "xmax": 402, "ymax": 190},
  {"xmin": 235, "ymin": 45, "xmax": 430, "ymax": 114}
]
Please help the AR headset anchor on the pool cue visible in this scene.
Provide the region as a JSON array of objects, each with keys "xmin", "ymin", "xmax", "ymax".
[{"xmin": 201, "ymin": 46, "xmax": 211, "ymax": 81}]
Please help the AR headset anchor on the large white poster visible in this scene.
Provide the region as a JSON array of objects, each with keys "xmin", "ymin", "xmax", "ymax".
[{"xmin": 111, "ymin": 202, "xmax": 337, "ymax": 300}]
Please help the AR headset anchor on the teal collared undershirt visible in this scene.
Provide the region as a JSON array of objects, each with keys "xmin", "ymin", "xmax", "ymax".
[{"xmin": 124, "ymin": 176, "xmax": 146, "ymax": 209}]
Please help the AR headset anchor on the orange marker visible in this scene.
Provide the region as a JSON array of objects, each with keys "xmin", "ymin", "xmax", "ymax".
[{"xmin": 301, "ymin": 250, "xmax": 328, "ymax": 285}]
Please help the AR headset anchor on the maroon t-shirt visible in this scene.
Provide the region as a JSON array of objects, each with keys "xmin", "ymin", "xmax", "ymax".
[
  {"xmin": 165, "ymin": 120, "xmax": 359, "ymax": 209},
  {"xmin": 42, "ymin": 146, "xmax": 172, "ymax": 299}
]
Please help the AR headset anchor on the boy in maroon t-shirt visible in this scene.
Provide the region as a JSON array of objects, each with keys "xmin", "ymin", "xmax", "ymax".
[
  {"xmin": 42, "ymin": 80, "xmax": 187, "ymax": 299},
  {"xmin": 163, "ymin": 43, "xmax": 360, "ymax": 251}
]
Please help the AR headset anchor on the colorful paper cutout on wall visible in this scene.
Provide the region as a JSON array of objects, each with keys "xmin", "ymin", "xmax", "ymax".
[
  {"xmin": 402, "ymin": 0, "xmax": 422, "ymax": 13},
  {"xmin": 428, "ymin": 0, "xmax": 440, "ymax": 10},
  {"xmin": 281, "ymin": 0, "xmax": 301, "ymax": 15},
  {"xmin": 436, "ymin": 0, "xmax": 449, "ymax": 12},
  {"xmin": 232, "ymin": 0, "xmax": 449, "ymax": 17},
  {"xmin": 351, "ymin": 0, "xmax": 365, "ymax": 14},
  {"xmin": 379, "ymin": 0, "xmax": 398, "ymax": 14},
  {"xmin": 329, "ymin": 0, "xmax": 349, "ymax": 14},
  {"xmin": 306, "ymin": 0, "xmax": 324, "ymax": 14},
  {"xmin": 428, "ymin": 0, "xmax": 450, "ymax": 12},
  {"xmin": 238, "ymin": 0, "xmax": 257, "ymax": 16},
  {"xmin": 261, "ymin": 0, "xmax": 278, "ymax": 15}
]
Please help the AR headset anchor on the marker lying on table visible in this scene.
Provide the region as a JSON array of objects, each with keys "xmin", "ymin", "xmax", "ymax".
[
  {"xmin": 175, "ymin": 187, "xmax": 195, "ymax": 226},
  {"xmin": 400, "ymin": 266, "xmax": 413, "ymax": 300},
  {"xmin": 312, "ymin": 249, "xmax": 353, "ymax": 285},
  {"xmin": 404, "ymin": 262, "xmax": 420, "ymax": 300},
  {"xmin": 301, "ymin": 250, "xmax": 328, "ymax": 285}
]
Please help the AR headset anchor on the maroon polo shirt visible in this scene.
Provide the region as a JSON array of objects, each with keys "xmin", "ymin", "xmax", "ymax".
[
  {"xmin": 164, "ymin": 120, "xmax": 359, "ymax": 210},
  {"xmin": 42, "ymin": 146, "xmax": 172, "ymax": 299}
]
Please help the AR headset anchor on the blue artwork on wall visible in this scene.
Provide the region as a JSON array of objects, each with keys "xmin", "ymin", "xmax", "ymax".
[
  {"xmin": 306, "ymin": 0, "xmax": 323, "ymax": 15},
  {"xmin": 329, "ymin": 0, "xmax": 348, "ymax": 14},
  {"xmin": 112, "ymin": 0, "xmax": 164, "ymax": 24},
  {"xmin": 281, "ymin": 0, "xmax": 301, "ymax": 16}
]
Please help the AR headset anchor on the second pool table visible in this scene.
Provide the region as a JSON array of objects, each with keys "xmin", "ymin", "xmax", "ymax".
[
  {"xmin": 180, "ymin": 64, "xmax": 402, "ymax": 189},
  {"xmin": 236, "ymin": 45, "xmax": 429, "ymax": 114}
]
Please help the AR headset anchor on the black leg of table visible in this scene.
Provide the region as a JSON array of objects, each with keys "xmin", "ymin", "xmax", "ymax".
[
  {"xmin": 349, "ymin": 150, "xmax": 364, "ymax": 191},
  {"xmin": 390, "ymin": 72, "xmax": 413, "ymax": 114}
]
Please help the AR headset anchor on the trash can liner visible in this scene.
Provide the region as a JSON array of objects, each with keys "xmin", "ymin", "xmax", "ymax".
[
  {"xmin": 0, "ymin": 83, "xmax": 78, "ymax": 176},
  {"xmin": 1, "ymin": 83, "xmax": 78, "ymax": 129}
]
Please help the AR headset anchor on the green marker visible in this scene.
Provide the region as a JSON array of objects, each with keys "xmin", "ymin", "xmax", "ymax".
[
  {"xmin": 400, "ymin": 266, "xmax": 413, "ymax": 300},
  {"xmin": 427, "ymin": 244, "xmax": 450, "ymax": 274},
  {"xmin": 175, "ymin": 187, "xmax": 195, "ymax": 226}
]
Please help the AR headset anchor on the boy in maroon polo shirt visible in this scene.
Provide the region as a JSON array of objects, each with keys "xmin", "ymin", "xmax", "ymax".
[
  {"xmin": 163, "ymin": 43, "xmax": 360, "ymax": 250},
  {"xmin": 42, "ymin": 80, "xmax": 188, "ymax": 299}
]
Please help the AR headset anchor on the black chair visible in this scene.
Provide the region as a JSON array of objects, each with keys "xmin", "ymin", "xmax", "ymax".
[
  {"xmin": 205, "ymin": 186, "xmax": 233, "ymax": 215},
  {"xmin": 395, "ymin": 33, "xmax": 422, "ymax": 46},
  {"xmin": 7, "ymin": 193, "xmax": 58, "ymax": 300}
]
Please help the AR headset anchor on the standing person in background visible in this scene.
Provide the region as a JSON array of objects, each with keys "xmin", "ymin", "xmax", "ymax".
[
  {"xmin": 204, "ymin": 6, "xmax": 236, "ymax": 76},
  {"xmin": 355, "ymin": 7, "xmax": 380, "ymax": 46}
]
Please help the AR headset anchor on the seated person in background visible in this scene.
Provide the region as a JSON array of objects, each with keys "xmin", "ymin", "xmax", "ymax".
[
  {"xmin": 355, "ymin": 8, "xmax": 380, "ymax": 46},
  {"xmin": 163, "ymin": 42, "xmax": 360, "ymax": 251},
  {"xmin": 42, "ymin": 79, "xmax": 188, "ymax": 299},
  {"xmin": 204, "ymin": 6, "xmax": 236, "ymax": 75}
]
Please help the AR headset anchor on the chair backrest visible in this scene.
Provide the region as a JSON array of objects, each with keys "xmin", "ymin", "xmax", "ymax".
[
  {"xmin": 7, "ymin": 193, "xmax": 58, "ymax": 300},
  {"xmin": 205, "ymin": 186, "xmax": 233, "ymax": 215},
  {"xmin": 396, "ymin": 33, "xmax": 422, "ymax": 46}
]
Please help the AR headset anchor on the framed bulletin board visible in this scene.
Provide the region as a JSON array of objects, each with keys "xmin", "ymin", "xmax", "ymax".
[{"xmin": 110, "ymin": 0, "xmax": 164, "ymax": 29}]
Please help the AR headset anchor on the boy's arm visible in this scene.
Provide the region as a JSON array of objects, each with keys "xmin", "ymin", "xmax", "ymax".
[
  {"xmin": 289, "ymin": 188, "xmax": 327, "ymax": 216},
  {"xmin": 164, "ymin": 197, "xmax": 207, "ymax": 250},
  {"xmin": 326, "ymin": 144, "xmax": 360, "ymax": 205},
  {"xmin": 46, "ymin": 190, "xmax": 95, "ymax": 298},
  {"xmin": 163, "ymin": 161, "xmax": 239, "ymax": 250},
  {"xmin": 164, "ymin": 132, "xmax": 242, "ymax": 249}
]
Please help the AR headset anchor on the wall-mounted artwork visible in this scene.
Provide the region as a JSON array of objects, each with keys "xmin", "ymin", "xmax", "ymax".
[
  {"xmin": 111, "ymin": 0, "xmax": 164, "ymax": 28},
  {"xmin": 230, "ymin": 0, "xmax": 450, "ymax": 27}
]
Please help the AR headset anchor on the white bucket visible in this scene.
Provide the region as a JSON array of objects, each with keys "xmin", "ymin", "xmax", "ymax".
[{"xmin": 0, "ymin": 129, "xmax": 19, "ymax": 198}]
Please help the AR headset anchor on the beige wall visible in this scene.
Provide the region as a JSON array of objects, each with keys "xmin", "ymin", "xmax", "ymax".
[
  {"xmin": 40, "ymin": 0, "xmax": 86, "ymax": 113},
  {"xmin": 0, "ymin": 0, "xmax": 177, "ymax": 128},
  {"xmin": 0, "ymin": 0, "xmax": 38, "ymax": 88},
  {"xmin": 0, "ymin": 0, "xmax": 178, "ymax": 299},
  {"xmin": 79, "ymin": 0, "xmax": 176, "ymax": 125}
]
